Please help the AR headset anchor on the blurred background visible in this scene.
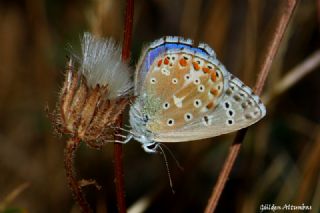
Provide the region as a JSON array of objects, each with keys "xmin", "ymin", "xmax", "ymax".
[{"xmin": 0, "ymin": 0, "xmax": 319, "ymax": 212}]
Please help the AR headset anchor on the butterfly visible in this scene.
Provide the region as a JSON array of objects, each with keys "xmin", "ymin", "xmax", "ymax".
[{"xmin": 122, "ymin": 36, "xmax": 266, "ymax": 153}]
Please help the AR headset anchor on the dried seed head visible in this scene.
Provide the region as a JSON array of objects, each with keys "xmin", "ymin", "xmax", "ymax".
[
  {"xmin": 53, "ymin": 33, "xmax": 133, "ymax": 148},
  {"xmin": 80, "ymin": 32, "xmax": 133, "ymax": 99}
]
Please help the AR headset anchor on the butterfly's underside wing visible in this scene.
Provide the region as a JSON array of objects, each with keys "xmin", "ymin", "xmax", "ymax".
[{"xmin": 135, "ymin": 36, "xmax": 266, "ymax": 143}]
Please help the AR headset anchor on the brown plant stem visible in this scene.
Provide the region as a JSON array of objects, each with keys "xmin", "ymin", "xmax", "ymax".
[
  {"xmin": 121, "ymin": 0, "xmax": 134, "ymax": 61},
  {"xmin": 0, "ymin": 182, "xmax": 30, "ymax": 211},
  {"xmin": 204, "ymin": 1, "xmax": 297, "ymax": 212},
  {"xmin": 113, "ymin": 0, "xmax": 134, "ymax": 213},
  {"xmin": 65, "ymin": 137, "xmax": 91, "ymax": 213}
]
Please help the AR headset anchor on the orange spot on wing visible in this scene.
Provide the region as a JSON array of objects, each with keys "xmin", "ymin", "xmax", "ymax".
[
  {"xmin": 164, "ymin": 58, "xmax": 169, "ymax": 65},
  {"xmin": 157, "ymin": 59, "xmax": 162, "ymax": 67},
  {"xmin": 202, "ymin": 67, "xmax": 210, "ymax": 73},
  {"xmin": 179, "ymin": 58, "xmax": 187, "ymax": 66},
  {"xmin": 210, "ymin": 88, "xmax": 219, "ymax": 96},
  {"xmin": 211, "ymin": 70, "xmax": 217, "ymax": 81},
  {"xmin": 192, "ymin": 62, "xmax": 200, "ymax": 71},
  {"xmin": 206, "ymin": 102, "xmax": 214, "ymax": 109}
]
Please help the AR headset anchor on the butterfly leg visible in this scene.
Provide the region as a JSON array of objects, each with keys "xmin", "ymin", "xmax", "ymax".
[
  {"xmin": 86, "ymin": 140, "xmax": 105, "ymax": 150},
  {"xmin": 114, "ymin": 134, "xmax": 133, "ymax": 144},
  {"xmin": 86, "ymin": 139, "xmax": 118, "ymax": 149}
]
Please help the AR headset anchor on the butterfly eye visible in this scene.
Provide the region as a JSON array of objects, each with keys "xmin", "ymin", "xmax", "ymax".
[
  {"xmin": 193, "ymin": 99, "xmax": 202, "ymax": 108},
  {"xmin": 146, "ymin": 143, "xmax": 158, "ymax": 151},
  {"xmin": 184, "ymin": 113, "xmax": 193, "ymax": 121},
  {"xmin": 167, "ymin": 118, "xmax": 175, "ymax": 126},
  {"xmin": 163, "ymin": 102, "xmax": 170, "ymax": 110},
  {"xmin": 143, "ymin": 114, "xmax": 149, "ymax": 122}
]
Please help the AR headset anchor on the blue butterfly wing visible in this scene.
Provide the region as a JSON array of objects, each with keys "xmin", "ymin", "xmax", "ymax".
[{"xmin": 134, "ymin": 36, "xmax": 212, "ymax": 95}]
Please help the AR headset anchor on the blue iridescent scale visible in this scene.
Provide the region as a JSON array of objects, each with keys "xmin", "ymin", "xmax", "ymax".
[{"xmin": 145, "ymin": 43, "xmax": 209, "ymax": 71}]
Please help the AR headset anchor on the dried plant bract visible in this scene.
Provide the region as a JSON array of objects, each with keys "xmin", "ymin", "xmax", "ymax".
[
  {"xmin": 57, "ymin": 33, "xmax": 132, "ymax": 147},
  {"xmin": 51, "ymin": 32, "xmax": 133, "ymax": 212}
]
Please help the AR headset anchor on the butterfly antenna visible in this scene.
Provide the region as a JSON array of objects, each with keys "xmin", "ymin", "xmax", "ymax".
[
  {"xmin": 158, "ymin": 144, "xmax": 175, "ymax": 194},
  {"xmin": 160, "ymin": 143, "xmax": 184, "ymax": 171}
]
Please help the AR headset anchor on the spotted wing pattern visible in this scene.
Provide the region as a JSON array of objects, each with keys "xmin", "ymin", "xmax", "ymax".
[
  {"xmin": 154, "ymin": 75, "xmax": 266, "ymax": 142},
  {"xmin": 142, "ymin": 52, "xmax": 226, "ymax": 133},
  {"xmin": 134, "ymin": 36, "xmax": 266, "ymax": 143}
]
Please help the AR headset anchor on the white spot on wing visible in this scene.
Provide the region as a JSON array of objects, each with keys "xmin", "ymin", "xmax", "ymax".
[
  {"xmin": 161, "ymin": 68, "xmax": 170, "ymax": 76},
  {"xmin": 184, "ymin": 112, "xmax": 193, "ymax": 121},
  {"xmin": 198, "ymin": 84, "xmax": 205, "ymax": 92},
  {"xmin": 172, "ymin": 78, "xmax": 178, "ymax": 84},
  {"xmin": 193, "ymin": 99, "xmax": 202, "ymax": 108},
  {"xmin": 184, "ymin": 74, "xmax": 191, "ymax": 80},
  {"xmin": 163, "ymin": 102, "xmax": 170, "ymax": 110},
  {"xmin": 173, "ymin": 95, "xmax": 185, "ymax": 108},
  {"xmin": 193, "ymin": 78, "xmax": 200, "ymax": 85},
  {"xmin": 150, "ymin": 77, "xmax": 157, "ymax": 84},
  {"xmin": 167, "ymin": 118, "xmax": 175, "ymax": 126}
]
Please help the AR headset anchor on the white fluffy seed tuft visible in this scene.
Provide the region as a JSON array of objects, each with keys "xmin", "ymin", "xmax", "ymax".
[{"xmin": 80, "ymin": 32, "xmax": 132, "ymax": 99}]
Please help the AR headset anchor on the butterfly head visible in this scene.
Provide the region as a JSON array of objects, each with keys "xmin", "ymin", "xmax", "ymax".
[
  {"xmin": 129, "ymin": 99, "xmax": 161, "ymax": 153},
  {"xmin": 140, "ymin": 138, "xmax": 159, "ymax": 153}
]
